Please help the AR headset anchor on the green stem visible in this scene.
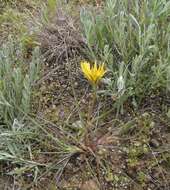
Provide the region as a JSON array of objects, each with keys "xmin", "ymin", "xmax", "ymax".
[{"xmin": 84, "ymin": 83, "xmax": 98, "ymax": 144}]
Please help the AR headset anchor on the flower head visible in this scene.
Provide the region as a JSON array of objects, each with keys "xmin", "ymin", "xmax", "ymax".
[{"xmin": 81, "ymin": 61, "xmax": 106, "ymax": 85}]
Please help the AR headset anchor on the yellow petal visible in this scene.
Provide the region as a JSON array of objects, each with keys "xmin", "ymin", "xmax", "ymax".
[
  {"xmin": 80, "ymin": 61, "xmax": 106, "ymax": 85},
  {"xmin": 81, "ymin": 61, "xmax": 93, "ymax": 81}
]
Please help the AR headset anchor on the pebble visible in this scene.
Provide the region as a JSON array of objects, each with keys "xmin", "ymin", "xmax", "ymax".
[{"xmin": 150, "ymin": 139, "xmax": 160, "ymax": 148}]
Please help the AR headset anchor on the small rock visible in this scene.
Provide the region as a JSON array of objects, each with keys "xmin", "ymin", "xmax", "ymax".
[
  {"xmin": 150, "ymin": 139, "xmax": 160, "ymax": 148},
  {"xmin": 80, "ymin": 179, "xmax": 100, "ymax": 190}
]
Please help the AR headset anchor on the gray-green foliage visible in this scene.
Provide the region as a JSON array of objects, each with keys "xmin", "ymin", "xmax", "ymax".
[
  {"xmin": 80, "ymin": 0, "xmax": 170, "ymax": 109},
  {"xmin": 41, "ymin": 0, "xmax": 58, "ymax": 24},
  {"xmin": 0, "ymin": 39, "xmax": 40, "ymax": 126}
]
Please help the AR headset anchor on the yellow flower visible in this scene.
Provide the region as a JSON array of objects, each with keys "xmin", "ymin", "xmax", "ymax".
[{"xmin": 81, "ymin": 61, "xmax": 106, "ymax": 85}]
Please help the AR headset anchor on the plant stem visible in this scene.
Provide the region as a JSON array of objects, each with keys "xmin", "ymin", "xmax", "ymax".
[{"xmin": 84, "ymin": 84, "xmax": 97, "ymax": 144}]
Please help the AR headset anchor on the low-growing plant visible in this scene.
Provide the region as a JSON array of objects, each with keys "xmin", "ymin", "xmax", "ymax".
[
  {"xmin": 80, "ymin": 0, "xmax": 170, "ymax": 112},
  {"xmin": 0, "ymin": 38, "xmax": 40, "ymax": 126},
  {"xmin": 41, "ymin": 0, "xmax": 58, "ymax": 24}
]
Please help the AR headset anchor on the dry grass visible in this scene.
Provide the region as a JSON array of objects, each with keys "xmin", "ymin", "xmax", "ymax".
[{"xmin": 38, "ymin": 8, "xmax": 86, "ymax": 67}]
